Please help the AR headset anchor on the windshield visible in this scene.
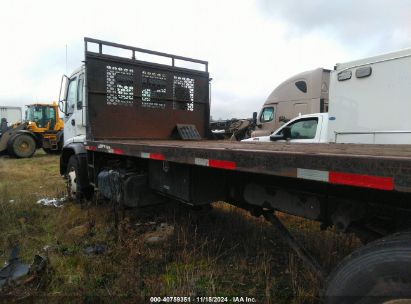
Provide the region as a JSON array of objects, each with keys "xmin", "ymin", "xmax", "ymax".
[{"xmin": 25, "ymin": 105, "xmax": 55, "ymax": 128}]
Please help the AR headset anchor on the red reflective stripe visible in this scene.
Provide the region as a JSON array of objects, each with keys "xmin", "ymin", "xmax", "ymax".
[
  {"xmin": 329, "ymin": 171, "xmax": 394, "ymax": 190},
  {"xmin": 112, "ymin": 148, "xmax": 124, "ymax": 155},
  {"xmin": 150, "ymin": 153, "xmax": 165, "ymax": 160},
  {"xmin": 208, "ymin": 159, "xmax": 236, "ymax": 170},
  {"xmin": 86, "ymin": 146, "xmax": 97, "ymax": 151}
]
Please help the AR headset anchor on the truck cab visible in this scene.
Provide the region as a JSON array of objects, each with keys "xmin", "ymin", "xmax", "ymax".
[
  {"xmin": 60, "ymin": 66, "xmax": 86, "ymax": 147},
  {"xmin": 58, "ymin": 66, "xmax": 89, "ymax": 189},
  {"xmin": 252, "ymin": 68, "xmax": 330, "ymax": 137},
  {"xmin": 243, "ymin": 112, "xmax": 328, "ymax": 143}
]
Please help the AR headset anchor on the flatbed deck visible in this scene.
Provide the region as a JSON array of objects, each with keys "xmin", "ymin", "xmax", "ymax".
[
  {"xmin": 83, "ymin": 38, "xmax": 411, "ymax": 194},
  {"xmin": 86, "ymin": 139, "xmax": 411, "ymax": 193}
]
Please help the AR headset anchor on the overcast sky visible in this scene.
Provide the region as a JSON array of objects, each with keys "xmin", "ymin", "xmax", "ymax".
[{"xmin": 0, "ymin": 0, "xmax": 410, "ymax": 119}]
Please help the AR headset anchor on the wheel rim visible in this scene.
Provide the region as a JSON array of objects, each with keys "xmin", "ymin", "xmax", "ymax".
[
  {"xmin": 20, "ymin": 141, "xmax": 29, "ymax": 150},
  {"xmin": 67, "ymin": 167, "xmax": 77, "ymax": 198}
]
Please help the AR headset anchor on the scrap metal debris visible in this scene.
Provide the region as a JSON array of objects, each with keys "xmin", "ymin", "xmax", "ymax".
[
  {"xmin": 83, "ymin": 244, "xmax": 107, "ymax": 255},
  {"xmin": 36, "ymin": 196, "xmax": 67, "ymax": 208},
  {"xmin": 0, "ymin": 246, "xmax": 47, "ymax": 291},
  {"xmin": 0, "ymin": 246, "xmax": 29, "ymax": 289},
  {"xmin": 26, "ymin": 255, "xmax": 47, "ymax": 282},
  {"xmin": 210, "ymin": 118, "xmax": 254, "ymax": 140},
  {"xmin": 135, "ymin": 221, "xmax": 157, "ymax": 228},
  {"xmin": 144, "ymin": 223, "xmax": 175, "ymax": 244}
]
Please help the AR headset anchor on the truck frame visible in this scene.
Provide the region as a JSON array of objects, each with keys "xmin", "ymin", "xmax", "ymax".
[{"xmin": 60, "ymin": 38, "xmax": 411, "ymax": 303}]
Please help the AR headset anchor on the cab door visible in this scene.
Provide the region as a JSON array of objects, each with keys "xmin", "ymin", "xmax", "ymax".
[
  {"xmin": 252, "ymin": 105, "xmax": 277, "ymax": 137},
  {"xmin": 63, "ymin": 71, "xmax": 86, "ymax": 146},
  {"xmin": 273, "ymin": 116, "xmax": 323, "ymax": 143}
]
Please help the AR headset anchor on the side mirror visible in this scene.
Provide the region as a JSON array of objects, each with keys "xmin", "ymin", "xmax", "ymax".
[
  {"xmin": 58, "ymin": 100, "xmax": 65, "ymax": 113},
  {"xmin": 58, "ymin": 74, "xmax": 70, "ymax": 115},
  {"xmin": 283, "ymin": 126, "xmax": 291, "ymax": 139},
  {"xmin": 270, "ymin": 126, "xmax": 292, "ymax": 141},
  {"xmin": 279, "ymin": 116, "xmax": 289, "ymax": 123},
  {"xmin": 252, "ymin": 112, "xmax": 257, "ymax": 125},
  {"xmin": 269, "ymin": 134, "xmax": 283, "ymax": 141}
]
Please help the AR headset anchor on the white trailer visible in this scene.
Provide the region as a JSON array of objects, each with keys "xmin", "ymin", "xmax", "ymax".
[
  {"xmin": 0, "ymin": 106, "xmax": 22, "ymax": 125},
  {"xmin": 328, "ymin": 48, "xmax": 411, "ymax": 144}
]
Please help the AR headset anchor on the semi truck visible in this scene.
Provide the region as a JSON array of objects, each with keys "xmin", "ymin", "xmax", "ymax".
[
  {"xmin": 60, "ymin": 38, "xmax": 411, "ymax": 303},
  {"xmin": 251, "ymin": 68, "xmax": 330, "ymax": 138},
  {"xmin": 212, "ymin": 68, "xmax": 329, "ymax": 141}
]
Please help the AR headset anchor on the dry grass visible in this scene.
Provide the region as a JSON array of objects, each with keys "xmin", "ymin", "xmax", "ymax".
[{"xmin": 0, "ymin": 151, "xmax": 360, "ymax": 303}]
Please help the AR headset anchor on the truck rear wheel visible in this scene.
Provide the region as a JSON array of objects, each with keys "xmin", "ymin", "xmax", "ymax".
[
  {"xmin": 324, "ymin": 232, "xmax": 411, "ymax": 304},
  {"xmin": 8, "ymin": 134, "xmax": 36, "ymax": 158}
]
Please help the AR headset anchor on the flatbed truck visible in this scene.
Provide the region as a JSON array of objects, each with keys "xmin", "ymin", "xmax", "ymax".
[{"xmin": 60, "ymin": 38, "xmax": 411, "ymax": 303}]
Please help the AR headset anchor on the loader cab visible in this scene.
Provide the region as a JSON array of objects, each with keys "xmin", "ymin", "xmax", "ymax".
[
  {"xmin": 59, "ymin": 66, "xmax": 86, "ymax": 146},
  {"xmin": 25, "ymin": 104, "xmax": 56, "ymax": 129}
]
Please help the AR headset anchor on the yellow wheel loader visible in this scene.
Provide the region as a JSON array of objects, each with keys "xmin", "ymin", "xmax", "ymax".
[{"xmin": 0, "ymin": 102, "xmax": 64, "ymax": 158}]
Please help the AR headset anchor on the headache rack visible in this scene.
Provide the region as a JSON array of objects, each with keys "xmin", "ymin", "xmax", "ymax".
[{"xmin": 84, "ymin": 37, "xmax": 211, "ymax": 140}]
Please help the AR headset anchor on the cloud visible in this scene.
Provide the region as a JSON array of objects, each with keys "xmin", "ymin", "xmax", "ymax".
[
  {"xmin": 257, "ymin": 0, "xmax": 411, "ymax": 52},
  {"xmin": 0, "ymin": 0, "xmax": 410, "ymax": 120}
]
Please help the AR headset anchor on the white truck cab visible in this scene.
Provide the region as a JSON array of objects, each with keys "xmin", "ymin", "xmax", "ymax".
[
  {"xmin": 243, "ymin": 113, "xmax": 328, "ymax": 143},
  {"xmin": 59, "ymin": 66, "xmax": 87, "ymax": 147},
  {"xmin": 58, "ymin": 65, "xmax": 89, "ymax": 198}
]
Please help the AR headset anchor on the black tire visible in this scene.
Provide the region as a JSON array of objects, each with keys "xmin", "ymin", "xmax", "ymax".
[
  {"xmin": 66, "ymin": 155, "xmax": 80, "ymax": 201},
  {"xmin": 325, "ymin": 231, "xmax": 411, "ymax": 304},
  {"xmin": 66, "ymin": 155, "xmax": 93, "ymax": 202},
  {"xmin": 8, "ymin": 134, "xmax": 36, "ymax": 158},
  {"xmin": 58, "ymin": 136, "xmax": 63, "ymax": 152}
]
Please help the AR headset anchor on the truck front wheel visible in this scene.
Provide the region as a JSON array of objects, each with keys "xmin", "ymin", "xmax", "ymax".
[
  {"xmin": 325, "ymin": 231, "xmax": 411, "ymax": 304},
  {"xmin": 8, "ymin": 134, "xmax": 36, "ymax": 158},
  {"xmin": 66, "ymin": 155, "xmax": 79, "ymax": 200},
  {"xmin": 66, "ymin": 155, "xmax": 93, "ymax": 202}
]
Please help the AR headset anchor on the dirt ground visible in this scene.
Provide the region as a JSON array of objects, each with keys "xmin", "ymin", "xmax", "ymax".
[{"xmin": 0, "ymin": 151, "xmax": 360, "ymax": 303}]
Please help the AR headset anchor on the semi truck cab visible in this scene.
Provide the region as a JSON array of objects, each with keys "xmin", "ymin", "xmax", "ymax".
[{"xmin": 252, "ymin": 68, "xmax": 330, "ymax": 137}]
